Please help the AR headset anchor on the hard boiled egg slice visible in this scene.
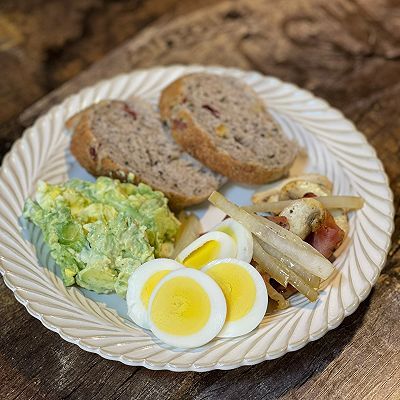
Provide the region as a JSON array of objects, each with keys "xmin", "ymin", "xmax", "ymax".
[
  {"xmin": 176, "ymin": 231, "xmax": 236, "ymax": 270},
  {"xmin": 126, "ymin": 258, "xmax": 183, "ymax": 329},
  {"xmin": 148, "ymin": 268, "xmax": 226, "ymax": 348},
  {"xmin": 202, "ymin": 258, "xmax": 267, "ymax": 338},
  {"xmin": 213, "ymin": 218, "xmax": 253, "ymax": 263}
]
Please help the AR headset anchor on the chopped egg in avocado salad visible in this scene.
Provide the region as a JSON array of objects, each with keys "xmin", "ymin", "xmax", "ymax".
[{"xmin": 23, "ymin": 176, "xmax": 180, "ymax": 297}]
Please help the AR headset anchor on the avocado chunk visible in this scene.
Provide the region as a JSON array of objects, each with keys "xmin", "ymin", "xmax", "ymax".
[{"xmin": 23, "ymin": 177, "xmax": 179, "ymax": 297}]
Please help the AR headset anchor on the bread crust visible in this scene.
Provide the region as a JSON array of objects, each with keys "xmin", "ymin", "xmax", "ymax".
[
  {"xmin": 159, "ymin": 75, "xmax": 296, "ymax": 184},
  {"xmin": 67, "ymin": 105, "xmax": 215, "ymax": 210}
]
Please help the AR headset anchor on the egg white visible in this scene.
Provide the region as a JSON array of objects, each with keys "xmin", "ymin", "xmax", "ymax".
[
  {"xmin": 126, "ymin": 258, "xmax": 183, "ymax": 329},
  {"xmin": 176, "ymin": 231, "xmax": 237, "ymax": 269},
  {"xmin": 202, "ymin": 258, "xmax": 268, "ymax": 338},
  {"xmin": 212, "ymin": 218, "xmax": 253, "ymax": 263},
  {"xmin": 148, "ymin": 268, "xmax": 227, "ymax": 348}
]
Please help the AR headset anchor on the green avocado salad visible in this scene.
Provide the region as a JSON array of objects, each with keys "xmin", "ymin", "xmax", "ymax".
[{"xmin": 23, "ymin": 176, "xmax": 180, "ymax": 297}]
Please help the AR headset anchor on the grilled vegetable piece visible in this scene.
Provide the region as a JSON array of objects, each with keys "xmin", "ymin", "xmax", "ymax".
[
  {"xmin": 244, "ymin": 195, "xmax": 364, "ymax": 214},
  {"xmin": 209, "ymin": 191, "xmax": 335, "ymax": 280}
]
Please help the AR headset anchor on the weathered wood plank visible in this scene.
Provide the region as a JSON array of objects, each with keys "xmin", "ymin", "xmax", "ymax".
[
  {"xmin": 0, "ymin": 0, "xmax": 225, "ymax": 125},
  {"xmin": 1, "ymin": 0, "xmax": 399, "ymax": 399},
  {"xmin": 0, "ymin": 0, "xmax": 225, "ymax": 159}
]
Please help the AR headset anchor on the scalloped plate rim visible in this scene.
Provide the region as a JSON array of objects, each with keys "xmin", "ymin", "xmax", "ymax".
[{"xmin": 0, "ymin": 64, "xmax": 394, "ymax": 372}]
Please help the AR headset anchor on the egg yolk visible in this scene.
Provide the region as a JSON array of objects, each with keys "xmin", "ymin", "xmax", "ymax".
[
  {"xmin": 205, "ymin": 263, "xmax": 255, "ymax": 322},
  {"xmin": 182, "ymin": 240, "xmax": 221, "ymax": 269},
  {"xmin": 150, "ymin": 277, "xmax": 211, "ymax": 335},
  {"xmin": 140, "ymin": 270, "xmax": 171, "ymax": 308}
]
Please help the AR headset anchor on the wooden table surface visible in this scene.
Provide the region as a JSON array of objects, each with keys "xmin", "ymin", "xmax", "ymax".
[{"xmin": 1, "ymin": 1, "xmax": 399, "ymax": 399}]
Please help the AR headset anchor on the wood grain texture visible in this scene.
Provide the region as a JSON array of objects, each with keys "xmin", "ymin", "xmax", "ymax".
[
  {"xmin": 1, "ymin": 0, "xmax": 400, "ymax": 399},
  {"xmin": 0, "ymin": 0, "xmax": 225, "ymax": 158}
]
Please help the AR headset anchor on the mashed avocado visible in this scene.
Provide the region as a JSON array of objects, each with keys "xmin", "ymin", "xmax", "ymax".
[{"xmin": 23, "ymin": 177, "xmax": 179, "ymax": 297}]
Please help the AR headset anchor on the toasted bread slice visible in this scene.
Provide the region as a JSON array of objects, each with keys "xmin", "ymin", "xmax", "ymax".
[
  {"xmin": 67, "ymin": 98, "xmax": 226, "ymax": 209},
  {"xmin": 159, "ymin": 73, "xmax": 297, "ymax": 184}
]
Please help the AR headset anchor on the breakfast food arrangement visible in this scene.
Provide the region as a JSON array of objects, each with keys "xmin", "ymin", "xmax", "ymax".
[{"xmin": 22, "ymin": 72, "xmax": 366, "ymax": 350}]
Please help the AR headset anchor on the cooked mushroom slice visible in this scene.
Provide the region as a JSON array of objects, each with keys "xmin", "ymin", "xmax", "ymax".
[
  {"xmin": 252, "ymin": 186, "xmax": 281, "ymax": 205},
  {"xmin": 279, "ymin": 180, "xmax": 331, "ymax": 200},
  {"xmin": 279, "ymin": 198, "xmax": 325, "ymax": 240},
  {"xmin": 330, "ymin": 209, "xmax": 349, "ymax": 236},
  {"xmin": 252, "ymin": 174, "xmax": 333, "ymax": 204},
  {"xmin": 266, "ymin": 193, "xmax": 280, "ymax": 203}
]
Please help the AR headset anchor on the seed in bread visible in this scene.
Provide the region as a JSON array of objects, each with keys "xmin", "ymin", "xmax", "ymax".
[
  {"xmin": 67, "ymin": 98, "xmax": 226, "ymax": 209},
  {"xmin": 159, "ymin": 73, "xmax": 298, "ymax": 184}
]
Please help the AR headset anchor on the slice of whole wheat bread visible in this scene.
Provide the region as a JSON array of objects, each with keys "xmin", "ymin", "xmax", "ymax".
[
  {"xmin": 66, "ymin": 98, "xmax": 226, "ymax": 209},
  {"xmin": 159, "ymin": 73, "xmax": 298, "ymax": 184}
]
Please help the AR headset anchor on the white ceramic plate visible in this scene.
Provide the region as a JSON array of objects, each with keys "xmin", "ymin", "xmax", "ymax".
[{"xmin": 0, "ymin": 65, "xmax": 394, "ymax": 372}]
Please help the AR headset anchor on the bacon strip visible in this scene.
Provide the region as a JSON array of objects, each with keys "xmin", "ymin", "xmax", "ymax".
[
  {"xmin": 265, "ymin": 193, "xmax": 344, "ymax": 259},
  {"xmin": 306, "ymin": 211, "xmax": 344, "ymax": 259},
  {"xmin": 266, "ymin": 215, "xmax": 290, "ymax": 230}
]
